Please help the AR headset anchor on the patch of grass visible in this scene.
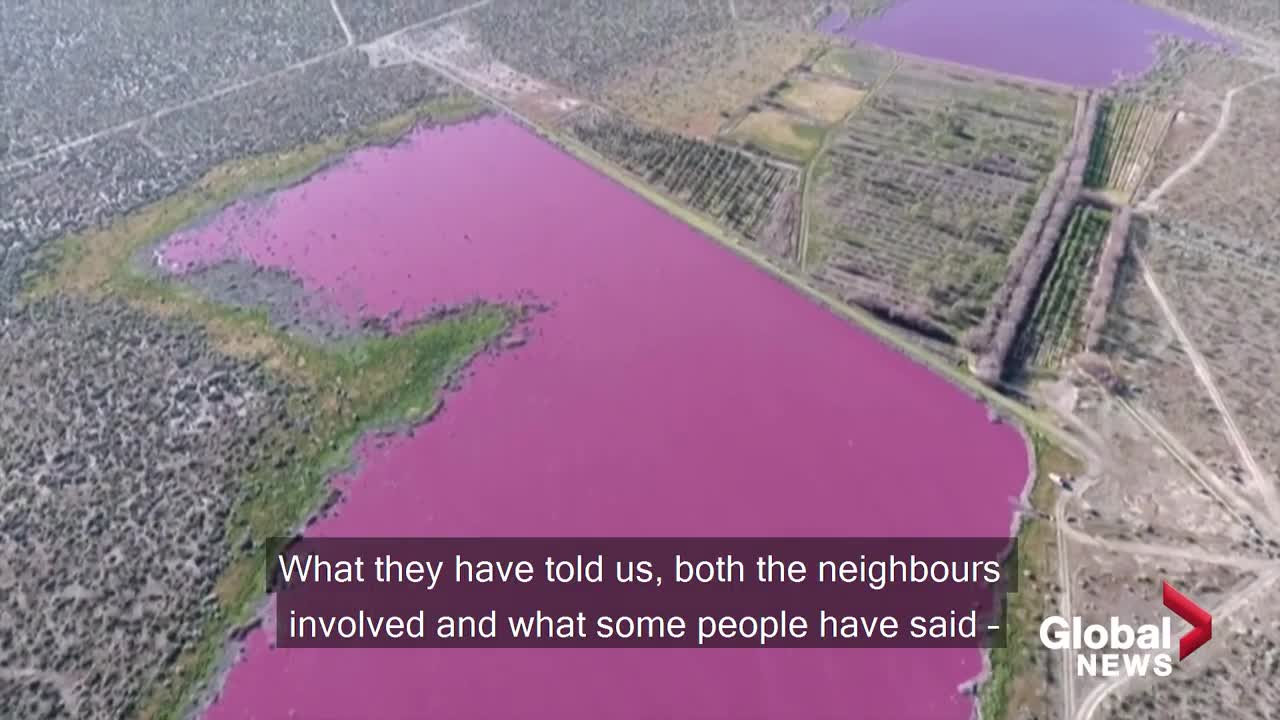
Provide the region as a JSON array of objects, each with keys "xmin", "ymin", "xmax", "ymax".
[
  {"xmin": 980, "ymin": 434, "xmax": 1081, "ymax": 720},
  {"xmin": 728, "ymin": 109, "xmax": 827, "ymax": 163},
  {"xmin": 31, "ymin": 93, "xmax": 510, "ymax": 720},
  {"xmin": 812, "ymin": 44, "xmax": 898, "ymax": 87},
  {"xmin": 779, "ymin": 78, "xmax": 866, "ymax": 124}
]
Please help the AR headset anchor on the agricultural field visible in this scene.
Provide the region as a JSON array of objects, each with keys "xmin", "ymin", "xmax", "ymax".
[
  {"xmin": 1012, "ymin": 205, "xmax": 1110, "ymax": 371},
  {"xmin": 776, "ymin": 76, "xmax": 868, "ymax": 124},
  {"xmin": 716, "ymin": 50, "xmax": 883, "ymax": 165},
  {"xmin": 599, "ymin": 26, "xmax": 821, "ymax": 138},
  {"xmin": 806, "ymin": 59, "xmax": 1077, "ymax": 334},
  {"xmin": 1084, "ymin": 98, "xmax": 1173, "ymax": 202},
  {"xmin": 562, "ymin": 108, "xmax": 800, "ymax": 258},
  {"xmin": 812, "ymin": 43, "xmax": 901, "ymax": 87},
  {"xmin": 725, "ymin": 109, "xmax": 828, "ymax": 164}
]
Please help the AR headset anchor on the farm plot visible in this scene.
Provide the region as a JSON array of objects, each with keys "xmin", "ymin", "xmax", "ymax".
[
  {"xmin": 716, "ymin": 54, "xmax": 883, "ymax": 165},
  {"xmin": 726, "ymin": 109, "xmax": 827, "ymax": 163},
  {"xmin": 1084, "ymin": 98, "xmax": 1172, "ymax": 201},
  {"xmin": 1011, "ymin": 205, "xmax": 1110, "ymax": 370},
  {"xmin": 807, "ymin": 62, "xmax": 1076, "ymax": 333},
  {"xmin": 812, "ymin": 43, "xmax": 900, "ymax": 88},
  {"xmin": 563, "ymin": 108, "xmax": 800, "ymax": 256},
  {"xmin": 777, "ymin": 76, "xmax": 868, "ymax": 124}
]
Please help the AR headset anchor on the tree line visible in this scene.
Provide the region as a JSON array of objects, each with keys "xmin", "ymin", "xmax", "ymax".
[{"xmin": 968, "ymin": 92, "xmax": 1101, "ymax": 385}]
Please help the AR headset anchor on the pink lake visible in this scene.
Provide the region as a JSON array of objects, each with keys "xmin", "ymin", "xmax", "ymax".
[
  {"xmin": 164, "ymin": 116, "xmax": 1030, "ymax": 719},
  {"xmin": 823, "ymin": 0, "xmax": 1220, "ymax": 87}
]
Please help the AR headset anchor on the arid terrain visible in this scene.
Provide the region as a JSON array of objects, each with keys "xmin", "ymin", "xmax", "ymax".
[{"xmin": 3, "ymin": 1, "xmax": 1279, "ymax": 719}]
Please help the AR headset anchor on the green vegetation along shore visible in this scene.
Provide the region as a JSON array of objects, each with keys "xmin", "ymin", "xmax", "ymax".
[{"xmin": 980, "ymin": 435, "xmax": 1079, "ymax": 720}]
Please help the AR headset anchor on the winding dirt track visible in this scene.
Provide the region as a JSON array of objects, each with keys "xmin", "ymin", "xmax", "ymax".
[
  {"xmin": 1139, "ymin": 72, "xmax": 1280, "ymax": 211},
  {"xmin": 330, "ymin": 0, "xmax": 356, "ymax": 47}
]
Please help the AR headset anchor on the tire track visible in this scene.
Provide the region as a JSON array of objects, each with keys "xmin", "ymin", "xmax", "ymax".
[
  {"xmin": 1140, "ymin": 73, "xmax": 1280, "ymax": 211},
  {"xmin": 1138, "ymin": 252, "xmax": 1280, "ymax": 529},
  {"xmin": 0, "ymin": 0, "xmax": 494, "ymax": 173}
]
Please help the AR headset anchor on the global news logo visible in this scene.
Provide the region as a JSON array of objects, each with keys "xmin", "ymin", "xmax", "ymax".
[{"xmin": 1039, "ymin": 581, "xmax": 1212, "ymax": 678}]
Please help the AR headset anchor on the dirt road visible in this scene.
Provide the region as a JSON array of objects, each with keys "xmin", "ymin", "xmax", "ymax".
[
  {"xmin": 1140, "ymin": 73, "xmax": 1280, "ymax": 211},
  {"xmin": 1137, "ymin": 254, "xmax": 1280, "ymax": 529}
]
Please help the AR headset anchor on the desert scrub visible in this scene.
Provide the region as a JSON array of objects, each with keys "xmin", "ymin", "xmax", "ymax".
[{"xmin": 27, "ymin": 97, "xmax": 511, "ymax": 720}]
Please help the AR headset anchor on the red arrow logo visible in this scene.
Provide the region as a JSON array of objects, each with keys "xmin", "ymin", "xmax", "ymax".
[{"xmin": 1163, "ymin": 581, "xmax": 1212, "ymax": 660}]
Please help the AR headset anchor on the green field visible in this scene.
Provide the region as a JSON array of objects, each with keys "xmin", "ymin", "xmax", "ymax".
[
  {"xmin": 728, "ymin": 109, "xmax": 827, "ymax": 163},
  {"xmin": 1085, "ymin": 98, "xmax": 1170, "ymax": 199},
  {"xmin": 1013, "ymin": 206, "xmax": 1111, "ymax": 370},
  {"xmin": 812, "ymin": 44, "xmax": 899, "ymax": 88}
]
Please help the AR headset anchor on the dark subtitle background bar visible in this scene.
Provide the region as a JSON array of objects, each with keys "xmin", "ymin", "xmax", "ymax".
[{"xmin": 270, "ymin": 537, "xmax": 1015, "ymax": 649}]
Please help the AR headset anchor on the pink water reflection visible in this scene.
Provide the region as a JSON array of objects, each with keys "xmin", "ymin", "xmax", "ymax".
[{"xmin": 166, "ymin": 116, "xmax": 1030, "ymax": 720}]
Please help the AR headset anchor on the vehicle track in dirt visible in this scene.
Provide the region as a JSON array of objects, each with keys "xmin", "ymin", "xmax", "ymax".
[
  {"xmin": 1137, "ymin": 252, "xmax": 1280, "ymax": 530},
  {"xmin": 1140, "ymin": 73, "xmax": 1280, "ymax": 212},
  {"xmin": 0, "ymin": 0, "xmax": 495, "ymax": 173}
]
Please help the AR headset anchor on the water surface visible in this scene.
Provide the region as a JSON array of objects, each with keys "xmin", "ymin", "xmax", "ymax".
[
  {"xmin": 825, "ymin": 0, "xmax": 1219, "ymax": 86},
  {"xmin": 163, "ymin": 116, "xmax": 1030, "ymax": 720}
]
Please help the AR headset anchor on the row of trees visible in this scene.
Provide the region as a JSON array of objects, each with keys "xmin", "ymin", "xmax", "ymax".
[
  {"xmin": 1081, "ymin": 206, "xmax": 1132, "ymax": 351},
  {"xmin": 962, "ymin": 157, "xmax": 1067, "ymax": 353},
  {"xmin": 973, "ymin": 93, "xmax": 1101, "ymax": 385},
  {"xmin": 846, "ymin": 287, "xmax": 955, "ymax": 343},
  {"xmin": 964, "ymin": 93, "xmax": 1091, "ymax": 355}
]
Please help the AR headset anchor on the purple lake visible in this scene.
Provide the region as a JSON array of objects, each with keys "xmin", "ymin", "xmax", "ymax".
[
  {"xmin": 826, "ymin": 0, "xmax": 1219, "ymax": 87},
  {"xmin": 163, "ymin": 116, "xmax": 1031, "ymax": 719}
]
